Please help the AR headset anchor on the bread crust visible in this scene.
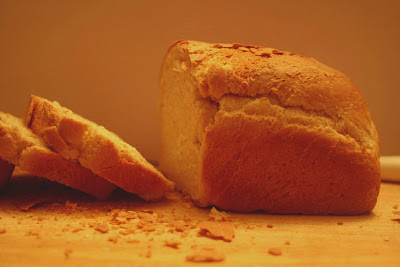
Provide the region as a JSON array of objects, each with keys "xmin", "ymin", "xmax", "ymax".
[
  {"xmin": 26, "ymin": 96, "xmax": 174, "ymax": 201},
  {"xmin": 0, "ymin": 112, "xmax": 116, "ymax": 199},
  {"xmin": 202, "ymin": 112, "xmax": 380, "ymax": 214},
  {"xmin": 160, "ymin": 40, "xmax": 380, "ymax": 214},
  {"xmin": 0, "ymin": 159, "xmax": 14, "ymax": 191}
]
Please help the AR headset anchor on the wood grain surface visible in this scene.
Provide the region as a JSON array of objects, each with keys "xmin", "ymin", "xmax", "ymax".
[{"xmin": 0, "ymin": 170, "xmax": 399, "ymax": 266}]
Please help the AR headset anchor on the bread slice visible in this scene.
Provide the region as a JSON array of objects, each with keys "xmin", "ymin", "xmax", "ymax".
[
  {"xmin": 0, "ymin": 158, "xmax": 14, "ymax": 191},
  {"xmin": 0, "ymin": 112, "xmax": 116, "ymax": 199},
  {"xmin": 159, "ymin": 40, "xmax": 380, "ymax": 215},
  {"xmin": 26, "ymin": 96, "xmax": 174, "ymax": 201}
]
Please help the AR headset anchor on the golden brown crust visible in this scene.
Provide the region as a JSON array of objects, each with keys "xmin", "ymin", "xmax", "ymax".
[
  {"xmin": 175, "ymin": 40, "xmax": 377, "ymax": 153},
  {"xmin": 160, "ymin": 40, "xmax": 381, "ymax": 214},
  {"xmin": 26, "ymin": 96, "xmax": 174, "ymax": 201},
  {"xmin": 0, "ymin": 112, "xmax": 116, "ymax": 199},
  {"xmin": 0, "ymin": 159, "xmax": 14, "ymax": 191},
  {"xmin": 201, "ymin": 112, "xmax": 380, "ymax": 214}
]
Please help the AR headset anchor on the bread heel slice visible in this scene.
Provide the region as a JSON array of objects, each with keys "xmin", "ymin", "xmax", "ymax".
[
  {"xmin": 26, "ymin": 95, "xmax": 174, "ymax": 201},
  {"xmin": 0, "ymin": 112, "xmax": 116, "ymax": 199}
]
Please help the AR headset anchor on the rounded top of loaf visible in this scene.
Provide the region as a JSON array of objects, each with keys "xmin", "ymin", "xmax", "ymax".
[{"xmin": 164, "ymin": 40, "xmax": 379, "ymax": 157}]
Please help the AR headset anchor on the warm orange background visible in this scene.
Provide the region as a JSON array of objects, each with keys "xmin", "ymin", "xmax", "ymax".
[{"xmin": 0, "ymin": 0, "xmax": 399, "ymax": 160}]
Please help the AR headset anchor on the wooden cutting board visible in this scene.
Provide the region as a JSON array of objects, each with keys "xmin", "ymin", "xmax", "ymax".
[{"xmin": 0, "ymin": 170, "xmax": 399, "ymax": 266}]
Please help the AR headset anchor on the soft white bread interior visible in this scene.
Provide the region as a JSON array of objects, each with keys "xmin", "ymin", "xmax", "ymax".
[
  {"xmin": 159, "ymin": 40, "xmax": 380, "ymax": 215},
  {"xmin": 0, "ymin": 112, "xmax": 116, "ymax": 199},
  {"xmin": 26, "ymin": 96, "xmax": 174, "ymax": 201}
]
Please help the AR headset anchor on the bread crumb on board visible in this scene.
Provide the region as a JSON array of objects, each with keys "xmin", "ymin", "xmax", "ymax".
[
  {"xmin": 16, "ymin": 198, "xmax": 48, "ymax": 212},
  {"xmin": 0, "ymin": 226, "xmax": 6, "ymax": 234},
  {"xmin": 337, "ymin": 222, "xmax": 344, "ymax": 225},
  {"xmin": 164, "ymin": 239, "xmax": 181, "ymax": 249},
  {"xmin": 94, "ymin": 223, "xmax": 109, "ymax": 233},
  {"xmin": 285, "ymin": 241, "xmax": 291, "ymax": 245},
  {"xmin": 267, "ymin": 224, "xmax": 274, "ymax": 228},
  {"xmin": 268, "ymin": 247, "xmax": 282, "ymax": 256},
  {"xmin": 393, "ymin": 211, "xmax": 400, "ymax": 215},
  {"xmin": 209, "ymin": 207, "xmax": 230, "ymax": 221},
  {"xmin": 173, "ymin": 221, "xmax": 188, "ymax": 232},
  {"xmin": 393, "ymin": 204, "xmax": 398, "ymax": 209},
  {"xmin": 64, "ymin": 201, "xmax": 77, "ymax": 214},
  {"xmin": 198, "ymin": 221, "xmax": 235, "ymax": 242},
  {"xmin": 391, "ymin": 219, "xmax": 400, "ymax": 223},
  {"xmin": 64, "ymin": 249, "xmax": 73, "ymax": 259},
  {"xmin": 108, "ymin": 235, "xmax": 119, "ymax": 243},
  {"xmin": 186, "ymin": 249, "xmax": 225, "ymax": 262}
]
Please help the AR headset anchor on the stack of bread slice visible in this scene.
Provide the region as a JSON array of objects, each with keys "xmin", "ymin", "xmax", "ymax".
[{"xmin": 0, "ymin": 96, "xmax": 174, "ymax": 200}]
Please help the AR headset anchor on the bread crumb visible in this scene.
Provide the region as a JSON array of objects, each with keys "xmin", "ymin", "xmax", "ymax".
[
  {"xmin": 267, "ymin": 224, "xmax": 273, "ymax": 228},
  {"xmin": 393, "ymin": 204, "xmax": 398, "ymax": 209},
  {"xmin": 142, "ymin": 225, "xmax": 156, "ymax": 232},
  {"xmin": 393, "ymin": 211, "xmax": 400, "ymax": 215},
  {"xmin": 94, "ymin": 223, "xmax": 109, "ymax": 233},
  {"xmin": 209, "ymin": 207, "xmax": 230, "ymax": 221},
  {"xmin": 26, "ymin": 230, "xmax": 40, "ymax": 239},
  {"xmin": 268, "ymin": 247, "xmax": 282, "ymax": 256},
  {"xmin": 164, "ymin": 240, "xmax": 181, "ymax": 249},
  {"xmin": 108, "ymin": 235, "xmax": 119, "ymax": 243},
  {"xmin": 391, "ymin": 219, "xmax": 400, "ymax": 223},
  {"xmin": 285, "ymin": 241, "xmax": 291, "ymax": 245},
  {"xmin": 173, "ymin": 221, "xmax": 187, "ymax": 232},
  {"xmin": 186, "ymin": 250, "xmax": 225, "ymax": 262},
  {"xmin": 0, "ymin": 226, "xmax": 5, "ymax": 234},
  {"xmin": 141, "ymin": 209, "xmax": 153, "ymax": 214},
  {"xmin": 337, "ymin": 222, "xmax": 343, "ymax": 225},
  {"xmin": 64, "ymin": 201, "xmax": 77, "ymax": 214},
  {"xmin": 72, "ymin": 227, "xmax": 84, "ymax": 233},
  {"xmin": 126, "ymin": 238, "xmax": 139, "ymax": 243},
  {"xmin": 16, "ymin": 198, "xmax": 48, "ymax": 211},
  {"xmin": 119, "ymin": 228, "xmax": 136, "ymax": 235},
  {"xmin": 64, "ymin": 249, "xmax": 73, "ymax": 259},
  {"xmin": 137, "ymin": 212, "xmax": 156, "ymax": 222},
  {"xmin": 198, "ymin": 221, "xmax": 235, "ymax": 242}
]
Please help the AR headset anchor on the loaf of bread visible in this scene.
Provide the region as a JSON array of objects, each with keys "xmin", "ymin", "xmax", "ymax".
[
  {"xmin": 0, "ymin": 112, "xmax": 116, "ymax": 199},
  {"xmin": 26, "ymin": 96, "xmax": 174, "ymax": 201},
  {"xmin": 159, "ymin": 40, "xmax": 380, "ymax": 215},
  {"xmin": 0, "ymin": 158, "xmax": 14, "ymax": 191}
]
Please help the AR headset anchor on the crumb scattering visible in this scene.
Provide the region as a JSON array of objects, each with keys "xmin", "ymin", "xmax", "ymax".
[
  {"xmin": 0, "ymin": 226, "xmax": 6, "ymax": 234},
  {"xmin": 393, "ymin": 211, "xmax": 400, "ymax": 215},
  {"xmin": 267, "ymin": 224, "xmax": 273, "ymax": 228},
  {"xmin": 391, "ymin": 219, "xmax": 400, "ymax": 223},
  {"xmin": 198, "ymin": 221, "xmax": 235, "ymax": 242},
  {"xmin": 268, "ymin": 247, "xmax": 282, "ymax": 256},
  {"xmin": 337, "ymin": 222, "xmax": 344, "ymax": 225},
  {"xmin": 393, "ymin": 204, "xmax": 398, "ymax": 209},
  {"xmin": 285, "ymin": 241, "xmax": 291, "ymax": 245}
]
